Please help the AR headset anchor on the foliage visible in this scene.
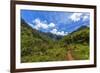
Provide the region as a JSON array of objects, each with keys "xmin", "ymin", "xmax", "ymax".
[{"xmin": 21, "ymin": 19, "xmax": 90, "ymax": 63}]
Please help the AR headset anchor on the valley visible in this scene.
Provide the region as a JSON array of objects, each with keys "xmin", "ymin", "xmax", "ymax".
[{"xmin": 21, "ymin": 19, "xmax": 89, "ymax": 63}]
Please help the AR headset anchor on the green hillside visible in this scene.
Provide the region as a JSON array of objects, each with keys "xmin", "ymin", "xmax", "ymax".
[
  {"xmin": 21, "ymin": 19, "xmax": 90, "ymax": 63},
  {"xmin": 21, "ymin": 19, "xmax": 67, "ymax": 62},
  {"xmin": 60, "ymin": 26, "xmax": 90, "ymax": 60}
]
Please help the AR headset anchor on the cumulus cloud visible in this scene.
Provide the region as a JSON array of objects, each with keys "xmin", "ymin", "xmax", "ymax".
[
  {"xmin": 48, "ymin": 23, "xmax": 55, "ymax": 27},
  {"xmin": 82, "ymin": 14, "xmax": 89, "ymax": 21},
  {"xmin": 50, "ymin": 29, "xmax": 57, "ymax": 34},
  {"xmin": 69, "ymin": 13, "xmax": 82, "ymax": 22},
  {"xmin": 33, "ymin": 18, "xmax": 48, "ymax": 30},
  {"xmin": 50, "ymin": 29, "xmax": 68, "ymax": 36},
  {"xmin": 69, "ymin": 13, "xmax": 90, "ymax": 22},
  {"xmin": 83, "ymin": 16, "xmax": 88, "ymax": 21},
  {"xmin": 32, "ymin": 18, "xmax": 55, "ymax": 30}
]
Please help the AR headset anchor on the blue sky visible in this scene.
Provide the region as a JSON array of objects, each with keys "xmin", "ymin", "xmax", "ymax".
[{"xmin": 21, "ymin": 9, "xmax": 90, "ymax": 36}]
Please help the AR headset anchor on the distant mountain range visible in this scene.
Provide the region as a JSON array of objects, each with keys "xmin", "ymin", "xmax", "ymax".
[
  {"xmin": 21, "ymin": 18, "xmax": 89, "ymax": 41},
  {"xmin": 21, "ymin": 19, "xmax": 63, "ymax": 41}
]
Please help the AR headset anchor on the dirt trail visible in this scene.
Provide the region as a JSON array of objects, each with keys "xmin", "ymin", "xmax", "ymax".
[{"xmin": 66, "ymin": 50, "xmax": 74, "ymax": 60}]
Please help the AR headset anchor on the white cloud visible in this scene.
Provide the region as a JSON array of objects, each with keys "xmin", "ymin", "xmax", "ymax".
[
  {"xmin": 33, "ymin": 18, "xmax": 48, "ymax": 30},
  {"xmin": 83, "ymin": 16, "xmax": 88, "ymax": 21},
  {"xmin": 69, "ymin": 13, "xmax": 82, "ymax": 22},
  {"xmin": 32, "ymin": 18, "xmax": 55, "ymax": 30},
  {"xmin": 30, "ymin": 18, "xmax": 69, "ymax": 36},
  {"xmin": 82, "ymin": 14, "xmax": 89, "ymax": 21},
  {"xmin": 69, "ymin": 13, "xmax": 90, "ymax": 22},
  {"xmin": 48, "ymin": 23, "xmax": 55, "ymax": 27},
  {"xmin": 50, "ymin": 29, "xmax": 68, "ymax": 36},
  {"xmin": 50, "ymin": 29, "xmax": 57, "ymax": 34},
  {"xmin": 57, "ymin": 31, "xmax": 65, "ymax": 35}
]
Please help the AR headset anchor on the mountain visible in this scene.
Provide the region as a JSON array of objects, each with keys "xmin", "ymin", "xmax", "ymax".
[
  {"xmin": 61, "ymin": 25, "xmax": 89, "ymax": 45},
  {"xmin": 38, "ymin": 31, "xmax": 63, "ymax": 41},
  {"xmin": 71, "ymin": 25, "xmax": 89, "ymax": 34},
  {"xmin": 21, "ymin": 18, "xmax": 90, "ymax": 62},
  {"xmin": 21, "ymin": 18, "xmax": 53, "ymax": 56},
  {"xmin": 76, "ymin": 26, "xmax": 89, "ymax": 31},
  {"xmin": 21, "ymin": 18, "xmax": 67, "ymax": 62},
  {"xmin": 22, "ymin": 18, "xmax": 63, "ymax": 41}
]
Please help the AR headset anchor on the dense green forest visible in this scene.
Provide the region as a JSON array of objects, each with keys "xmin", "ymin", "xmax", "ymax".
[{"xmin": 21, "ymin": 19, "xmax": 90, "ymax": 63}]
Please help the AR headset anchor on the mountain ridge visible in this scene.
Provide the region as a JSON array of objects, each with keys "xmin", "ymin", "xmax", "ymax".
[{"xmin": 21, "ymin": 18, "xmax": 89, "ymax": 41}]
